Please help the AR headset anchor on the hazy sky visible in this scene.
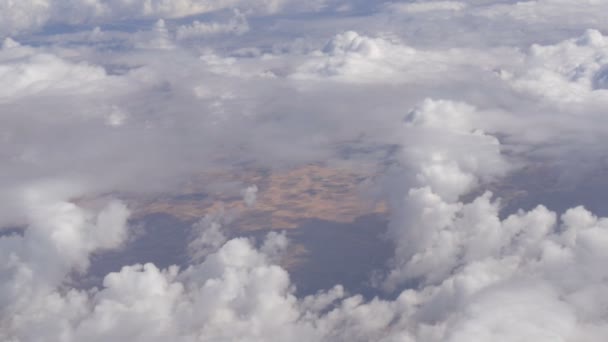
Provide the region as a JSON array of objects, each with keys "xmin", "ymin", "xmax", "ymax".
[{"xmin": 2, "ymin": 1, "xmax": 608, "ymax": 341}]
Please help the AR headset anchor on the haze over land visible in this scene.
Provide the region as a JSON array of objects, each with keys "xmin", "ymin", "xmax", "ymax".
[{"xmin": 2, "ymin": 1, "xmax": 608, "ymax": 341}]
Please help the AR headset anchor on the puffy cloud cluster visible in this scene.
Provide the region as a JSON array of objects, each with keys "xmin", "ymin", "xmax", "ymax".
[
  {"xmin": 4, "ymin": 98, "xmax": 608, "ymax": 341},
  {"xmin": 0, "ymin": 186, "xmax": 130, "ymax": 341},
  {"xmin": 401, "ymin": 99, "xmax": 507, "ymax": 200},
  {"xmin": 387, "ymin": 195, "xmax": 608, "ymax": 341},
  {"xmin": 383, "ymin": 99, "xmax": 508, "ymax": 286},
  {"xmin": 377, "ymin": 98, "xmax": 608, "ymax": 341},
  {"xmin": 3, "ymin": 1, "xmax": 608, "ymax": 341},
  {"xmin": 75, "ymin": 235, "xmax": 305, "ymax": 342},
  {"xmin": 175, "ymin": 10, "xmax": 249, "ymax": 40},
  {"xmin": 500, "ymin": 29, "xmax": 608, "ymax": 103},
  {"xmin": 0, "ymin": 211, "xmax": 302, "ymax": 341},
  {"xmin": 0, "ymin": 42, "xmax": 109, "ymax": 101},
  {"xmin": 292, "ymin": 31, "xmax": 420, "ymax": 82},
  {"xmin": 0, "ymin": 193, "xmax": 354, "ymax": 341},
  {"xmin": 292, "ymin": 30, "xmax": 517, "ymax": 84}
]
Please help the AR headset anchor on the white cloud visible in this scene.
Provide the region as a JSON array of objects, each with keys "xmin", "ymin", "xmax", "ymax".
[
  {"xmin": 292, "ymin": 30, "xmax": 518, "ymax": 84},
  {"xmin": 0, "ymin": 49, "xmax": 109, "ymax": 102},
  {"xmin": 292, "ymin": 31, "xmax": 416, "ymax": 82},
  {"xmin": 387, "ymin": 1, "xmax": 467, "ymax": 14},
  {"xmin": 3, "ymin": 1, "xmax": 608, "ymax": 341},
  {"xmin": 0, "ymin": 0, "xmax": 51, "ymax": 37},
  {"xmin": 0, "ymin": 0, "xmax": 310, "ymax": 37},
  {"xmin": 0, "ymin": 187, "xmax": 130, "ymax": 340},
  {"xmin": 241, "ymin": 184, "xmax": 258, "ymax": 207},
  {"xmin": 499, "ymin": 29, "xmax": 608, "ymax": 103},
  {"xmin": 5, "ymin": 192, "xmax": 608, "ymax": 341},
  {"xmin": 137, "ymin": 19, "xmax": 176, "ymax": 50},
  {"xmin": 4, "ymin": 95, "xmax": 608, "ymax": 341},
  {"xmin": 475, "ymin": 0, "xmax": 608, "ymax": 31},
  {"xmin": 187, "ymin": 213, "xmax": 229, "ymax": 262},
  {"xmin": 176, "ymin": 10, "xmax": 249, "ymax": 40},
  {"xmin": 402, "ymin": 99, "xmax": 508, "ymax": 201}
]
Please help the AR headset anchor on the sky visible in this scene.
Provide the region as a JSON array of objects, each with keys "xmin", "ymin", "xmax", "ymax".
[{"xmin": 2, "ymin": 0, "xmax": 608, "ymax": 341}]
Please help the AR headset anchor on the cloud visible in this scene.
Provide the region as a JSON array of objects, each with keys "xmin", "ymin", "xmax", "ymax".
[
  {"xmin": 3, "ymin": 1, "xmax": 608, "ymax": 341},
  {"xmin": 241, "ymin": 184, "xmax": 258, "ymax": 207},
  {"xmin": 0, "ymin": 0, "xmax": 51, "ymax": 37},
  {"xmin": 292, "ymin": 31, "xmax": 415, "ymax": 82},
  {"xmin": 0, "ymin": 0, "xmax": 323, "ymax": 37},
  {"xmin": 291, "ymin": 30, "xmax": 517, "ymax": 85},
  {"xmin": 187, "ymin": 212, "xmax": 230, "ymax": 262},
  {"xmin": 474, "ymin": 0, "xmax": 608, "ymax": 31},
  {"xmin": 5, "ymin": 94, "xmax": 608, "ymax": 341},
  {"xmin": 0, "ymin": 187, "xmax": 130, "ymax": 340},
  {"xmin": 0, "ymin": 50, "xmax": 109, "ymax": 102},
  {"xmin": 2, "ymin": 210, "xmax": 315, "ymax": 341},
  {"xmin": 374, "ymin": 98, "xmax": 608, "ymax": 341},
  {"xmin": 402, "ymin": 99, "xmax": 508, "ymax": 200},
  {"xmin": 5, "ymin": 187, "xmax": 608, "ymax": 341},
  {"xmin": 499, "ymin": 29, "xmax": 608, "ymax": 103},
  {"xmin": 387, "ymin": 1, "xmax": 467, "ymax": 14},
  {"xmin": 176, "ymin": 10, "xmax": 249, "ymax": 40}
]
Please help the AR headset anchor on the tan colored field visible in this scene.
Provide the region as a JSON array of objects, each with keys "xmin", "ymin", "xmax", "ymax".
[{"xmin": 131, "ymin": 164, "xmax": 387, "ymax": 230}]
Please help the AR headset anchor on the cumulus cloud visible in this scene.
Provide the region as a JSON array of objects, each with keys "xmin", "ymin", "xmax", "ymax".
[
  {"xmin": 0, "ymin": 55, "xmax": 103, "ymax": 100},
  {"xmin": 176, "ymin": 10, "xmax": 249, "ymax": 40},
  {"xmin": 0, "ymin": 41, "xmax": 111, "ymax": 101},
  {"xmin": 401, "ymin": 99, "xmax": 508, "ymax": 199},
  {"xmin": 6, "ymin": 178, "xmax": 608, "ymax": 341},
  {"xmin": 3, "ymin": 1, "xmax": 608, "ymax": 341},
  {"xmin": 382, "ymin": 99, "xmax": 507, "ymax": 287},
  {"xmin": 0, "ymin": 188, "xmax": 130, "ymax": 340},
  {"xmin": 187, "ymin": 212, "xmax": 230, "ymax": 262},
  {"xmin": 0, "ymin": 0, "xmax": 51, "ymax": 37},
  {"xmin": 375, "ymin": 98, "xmax": 608, "ymax": 340},
  {"xmin": 500, "ymin": 29, "xmax": 608, "ymax": 103},
  {"xmin": 292, "ymin": 31, "xmax": 415, "ymax": 81},
  {"xmin": 291, "ymin": 30, "xmax": 517, "ymax": 84},
  {"xmin": 5, "ymin": 96, "xmax": 608, "ymax": 341}
]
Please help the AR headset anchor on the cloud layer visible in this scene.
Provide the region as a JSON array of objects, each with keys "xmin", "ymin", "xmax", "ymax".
[
  {"xmin": 0, "ymin": 0, "xmax": 288, "ymax": 36},
  {"xmin": 2, "ymin": 1, "xmax": 608, "ymax": 341}
]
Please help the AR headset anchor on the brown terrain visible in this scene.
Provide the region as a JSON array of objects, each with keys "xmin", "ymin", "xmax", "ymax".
[
  {"xmin": 67, "ymin": 164, "xmax": 393, "ymax": 295},
  {"xmin": 130, "ymin": 164, "xmax": 388, "ymax": 231}
]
